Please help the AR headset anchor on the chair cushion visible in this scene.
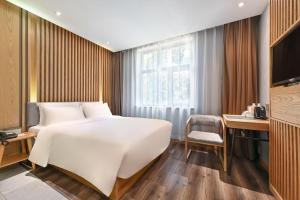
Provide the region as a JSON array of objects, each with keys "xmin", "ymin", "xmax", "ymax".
[{"xmin": 188, "ymin": 131, "xmax": 223, "ymax": 145}]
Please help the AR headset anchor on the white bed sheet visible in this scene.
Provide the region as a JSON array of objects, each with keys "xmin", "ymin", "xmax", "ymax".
[{"xmin": 29, "ymin": 116, "xmax": 172, "ymax": 196}]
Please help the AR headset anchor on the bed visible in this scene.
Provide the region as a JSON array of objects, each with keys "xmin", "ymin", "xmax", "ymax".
[{"xmin": 26, "ymin": 102, "xmax": 172, "ymax": 199}]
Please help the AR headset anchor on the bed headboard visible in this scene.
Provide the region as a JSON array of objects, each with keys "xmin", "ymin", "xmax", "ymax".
[{"xmin": 27, "ymin": 102, "xmax": 39, "ymax": 128}]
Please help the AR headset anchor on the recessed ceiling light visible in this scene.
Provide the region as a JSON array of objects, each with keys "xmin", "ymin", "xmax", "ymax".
[
  {"xmin": 238, "ymin": 2, "xmax": 245, "ymax": 8},
  {"xmin": 56, "ymin": 11, "xmax": 61, "ymax": 16},
  {"xmin": 106, "ymin": 41, "xmax": 110, "ymax": 45}
]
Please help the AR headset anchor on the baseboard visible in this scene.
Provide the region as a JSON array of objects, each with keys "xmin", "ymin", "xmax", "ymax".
[{"xmin": 269, "ymin": 184, "xmax": 283, "ymax": 200}]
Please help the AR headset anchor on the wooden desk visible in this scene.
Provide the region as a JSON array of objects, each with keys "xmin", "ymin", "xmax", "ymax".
[
  {"xmin": 223, "ymin": 114, "xmax": 269, "ymax": 131},
  {"xmin": 0, "ymin": 132, "xmax": 37, "ymax": 169},
  {"xmin": 222, "ymin": 114, "xmax": 270, "ymax": 174}
]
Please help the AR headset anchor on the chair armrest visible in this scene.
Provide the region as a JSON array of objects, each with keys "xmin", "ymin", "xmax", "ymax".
[
  {"xmin": 220, "ymin": 118, "xmax": 226, "ymax": 139},
  {"xmin": 185, "ymin": 116, "xmax": 192, "ymax": 138}
]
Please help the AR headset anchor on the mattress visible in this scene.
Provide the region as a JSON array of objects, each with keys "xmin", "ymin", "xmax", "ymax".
[
  {"xmin": 28, "ymin": 117, "xmax": 172, "ymax": 195},
  {"xmin": 117, "ymin": 118, "xmax": 170, "ymax": 178},
  {"xmin": 29, "ymin": 118, "xmax": 171, "ymax": 178}
]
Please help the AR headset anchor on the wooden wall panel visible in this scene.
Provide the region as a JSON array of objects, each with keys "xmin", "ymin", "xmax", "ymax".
[
  {"xmin": 269, "ymin": 1, "xmax": 300, "ymax": 200},
  {"xmin": 28, "ymin": 13, "xmax": 40, "ymax": 103},
  {"xmin": 270, "ymin": 119, "xmax": 300, "ymax": 200},
  {"xmin": 0, "ymin": 0, "xmax": 115, "ymax": 158},
  {"xmin": 0, "ymin": 1, "xmax": 20, "ymax": 129},
  {"xmin": 270, "ymin": 84, "xmax": 300, "ymax": 125},
  {"xmin": 270, "ymin": 0, "xmax": 300, "ymax": 46},
  {"xmin": 27, "ymin": 13, "xmax": 113, "ymax": 104}
]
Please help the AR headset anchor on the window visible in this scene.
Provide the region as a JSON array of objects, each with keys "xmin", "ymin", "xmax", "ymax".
[{"xmin": 136, "ymin": 35, "xmax": 195, "ymax": 108}]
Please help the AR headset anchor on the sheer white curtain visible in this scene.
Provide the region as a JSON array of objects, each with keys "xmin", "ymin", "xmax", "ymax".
[
  {"xmin": 135, "ymin": 35, "xmax": 196, "ymax": 108},
  {"xmin": 122, "ymin": 26, "xmax": 224, "ymax": 140}
]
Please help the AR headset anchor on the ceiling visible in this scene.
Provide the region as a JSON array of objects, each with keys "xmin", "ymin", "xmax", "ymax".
[{"xmin": 8, "ymin": 0, "xmax": 267, "ymax": 52}]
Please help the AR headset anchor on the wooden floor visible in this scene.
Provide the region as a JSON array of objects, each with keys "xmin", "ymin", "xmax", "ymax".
[{"xmin": 32, "ymin": 143, "xmax": 274, "ymax": 200}]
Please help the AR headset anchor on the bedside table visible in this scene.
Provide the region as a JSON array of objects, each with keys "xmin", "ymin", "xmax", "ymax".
[{"xmin": 0, "ymin": 132, "xmax": 37, "ymax": 169}]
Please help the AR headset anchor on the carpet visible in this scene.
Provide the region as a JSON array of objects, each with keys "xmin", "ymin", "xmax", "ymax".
[{"xmin": 0, "ymin": 165, "xmax": 68, "ymax": 200}]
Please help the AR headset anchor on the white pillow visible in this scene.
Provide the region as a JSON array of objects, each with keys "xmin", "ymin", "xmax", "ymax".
[
  {"xmin": 81, "ymin": 102, "xmax": 113, "ymax": 118},
  {"xmin": 38, "ymin": 102, "xmax": 83, "ymax": 126},
  {"xmin": 39, "ymin": 106, "xmax": 85, "ymax": 126}
]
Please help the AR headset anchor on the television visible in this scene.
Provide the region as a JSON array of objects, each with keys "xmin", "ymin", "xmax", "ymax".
[{"xmin": 272, "ymin": 25, "xmax": 300, "ymax": 86}]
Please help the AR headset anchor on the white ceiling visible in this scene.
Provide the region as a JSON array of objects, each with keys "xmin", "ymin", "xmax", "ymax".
[{"xmin": 8, "ymin": 0, "xmax": 267, "ymax": 52}]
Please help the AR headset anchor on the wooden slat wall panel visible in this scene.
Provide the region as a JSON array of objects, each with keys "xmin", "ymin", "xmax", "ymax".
[
  {"xmin": 28, "ymin": 13, "xmax": 40, "ymax": 103},
  {"xmin": 20, "ymin": 10, "xmax": 28, "ymax": 131},
  {"xmin": 0, "ymin": 0, "xmax": 117, "ymax": 127},
  {"xmin": 270, "ymin": 119, "xmax": 300, "ymax": 200},
  {"xmin": 27, "ymin": 14, "xmax": 113, "ymax": 104},
  {"xmin": 270, "ymin": 0, "xmax": 300, "ymax": 46},
  {"xmin": 0, "ymin": 0, "xmax": 115, "ymax": 163},
  {"xmin": 269, "ymin": 1, "xmax": 300, "ymax": 199},
  {"xmin": 0, "ymin": 1, "xmax": 20, "ymax": 129}
]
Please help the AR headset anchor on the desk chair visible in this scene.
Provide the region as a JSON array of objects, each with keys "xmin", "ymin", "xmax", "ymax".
[{"xmin": 185, "ymin": 115, "xmax": 227, "ymax": 171}]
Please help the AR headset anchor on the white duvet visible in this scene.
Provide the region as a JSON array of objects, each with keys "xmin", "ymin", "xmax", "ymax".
[{"xmin": 29, "ymin": 116, "xmax": 172, "ymax": 196}]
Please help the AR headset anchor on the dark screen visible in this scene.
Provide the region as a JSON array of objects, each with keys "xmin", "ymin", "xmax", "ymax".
[{"xmin": 272, "ymin": 26, "xmax": 300, "ymax": 86}]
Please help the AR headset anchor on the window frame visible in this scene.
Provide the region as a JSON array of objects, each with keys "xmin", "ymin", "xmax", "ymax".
[{"xmin": 136, "ymin": 36, "xmax": 196, "ymax": 108}]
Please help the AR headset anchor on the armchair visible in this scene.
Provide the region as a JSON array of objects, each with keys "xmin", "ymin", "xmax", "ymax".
[{"xmin": 185, "ymin": 115, "xmax": 227, "ymax": 171}]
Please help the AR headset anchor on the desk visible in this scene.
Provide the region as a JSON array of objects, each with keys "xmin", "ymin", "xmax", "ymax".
[
  {"xmin": 222, "ymin": 114, "xmax": 270, "ymax": 173},
  {"xmin": 223, "ymin": 114, "xmax": 269, "ymax": 131}
]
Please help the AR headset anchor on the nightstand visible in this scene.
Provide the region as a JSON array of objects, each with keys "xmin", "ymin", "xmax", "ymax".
[{"xmin": 0, "ymin": 132, "xmax": 37, "ymax": 169}]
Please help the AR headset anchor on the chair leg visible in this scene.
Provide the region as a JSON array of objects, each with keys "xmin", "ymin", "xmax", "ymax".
[
  {"xmin": 185, "ymin": 139, "xmax": 188, "ymax": 162},
  {"xmin": 185, "ymin": 139, "xmax": 192, "ymax": 162},
  {"xmin": 228, "ymin": 129, "xmax": 236, "ymax": 175},
  {"xmin": 223, "ymin": 138, "xmax": 228, "ymax": 172}
]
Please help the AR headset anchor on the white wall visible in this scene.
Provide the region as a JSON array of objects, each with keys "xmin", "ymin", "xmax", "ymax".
[
  {"xmin": 259, "ymin": 5, "xmax": 269, "ymax": 105},
  {"xmin": 258, "ymin": 4, "xmax": 269, "ymax": 166}
]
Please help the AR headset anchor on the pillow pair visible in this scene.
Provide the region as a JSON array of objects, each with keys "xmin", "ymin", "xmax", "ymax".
[{"xmin": 38, "ymin": 102, "xmax": 112, "ymax": 126}]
